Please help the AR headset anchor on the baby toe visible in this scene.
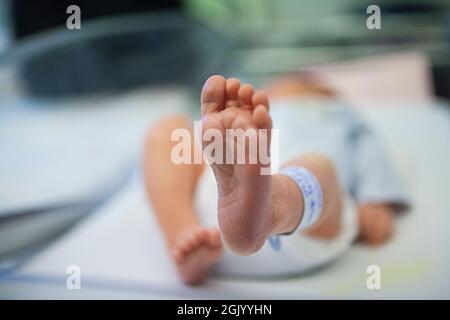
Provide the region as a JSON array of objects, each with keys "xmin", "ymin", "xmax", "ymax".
[
  {"xmin": 253, "ymin": 105, "xmax": 272, "ymax": 130},
  {"xmin": 252, "ymin": 90, "xmax": 270, "ymax": 110},
  {"xmin": 238, "ymin": 84, "xmax": 254, "ymax": 109},
  {"xmin": 225, "ymin": 78, "xmax": 240, "ymax": 108},
  {"xmin": 207, "ymin": 229, "xmax": 222, "ymax": 248},
  {"xmin": 201, "ymin": 75, "xmax": 226, "ymax": 114},
  {"xmin": 172, "ymin": 248, "xmax": 184, "ymax": 263}
]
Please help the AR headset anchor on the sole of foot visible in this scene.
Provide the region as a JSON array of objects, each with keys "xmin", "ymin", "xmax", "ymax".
[{"xmin": 201, "ymin": 75, "xmax": 274, "ymax": 255}]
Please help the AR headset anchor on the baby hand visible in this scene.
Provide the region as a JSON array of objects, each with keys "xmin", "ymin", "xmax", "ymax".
[{"xmin": 357, "ymin": 203, "xmax": 394, "ymax": 246}]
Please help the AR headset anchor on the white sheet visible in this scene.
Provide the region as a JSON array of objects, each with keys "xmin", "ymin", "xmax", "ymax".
[{"xmin": 1, "ymin": 104, "xmax": 450, "ymax": 299}]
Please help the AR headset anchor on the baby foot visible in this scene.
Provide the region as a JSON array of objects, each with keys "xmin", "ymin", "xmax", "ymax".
[
  {"xmin": 200, "ymin": 75, "xmax": 273, "ymax": 255},
  {"xmin": 171, "ymin": 228, "xmax": 222, "ymax": 285}
]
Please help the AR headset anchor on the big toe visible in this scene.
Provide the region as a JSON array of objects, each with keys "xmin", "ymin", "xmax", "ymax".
[
  {"xmin": 206, "ymin": 229, "xmax": 222, "ymax": 249},
  {"xmin": 201, "ymin": 75, "xmax": 226, "ymax": 115}
]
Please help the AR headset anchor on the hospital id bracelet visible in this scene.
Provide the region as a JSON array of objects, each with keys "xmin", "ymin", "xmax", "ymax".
[{"xmin": 268, "ymin": 166, "xmax": 324, "ymax": 251}]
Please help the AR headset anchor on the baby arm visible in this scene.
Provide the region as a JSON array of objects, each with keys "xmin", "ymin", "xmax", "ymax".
[{"xmin": 349, "ymin": 115, "xmax": 409, "ymax": 245}]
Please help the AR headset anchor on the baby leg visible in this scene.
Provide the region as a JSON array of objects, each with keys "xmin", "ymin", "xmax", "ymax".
[
  {"xmin": 201, "ymin": 75, "xmax": 342, "ymax": 256},
  {"xmin": 143, "ymin": 116, "xmax": 222, "ymax": 285}
]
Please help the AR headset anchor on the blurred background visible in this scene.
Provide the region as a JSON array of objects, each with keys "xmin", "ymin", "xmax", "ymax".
[{"xmin": 0, "ymin": 0, "xmax": 449, "ymax": 299}]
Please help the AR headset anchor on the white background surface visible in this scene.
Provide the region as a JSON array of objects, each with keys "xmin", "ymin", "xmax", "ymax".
[{"xmin": 1, "ymin": 103, "xmax": 449, "ymax": 299}]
